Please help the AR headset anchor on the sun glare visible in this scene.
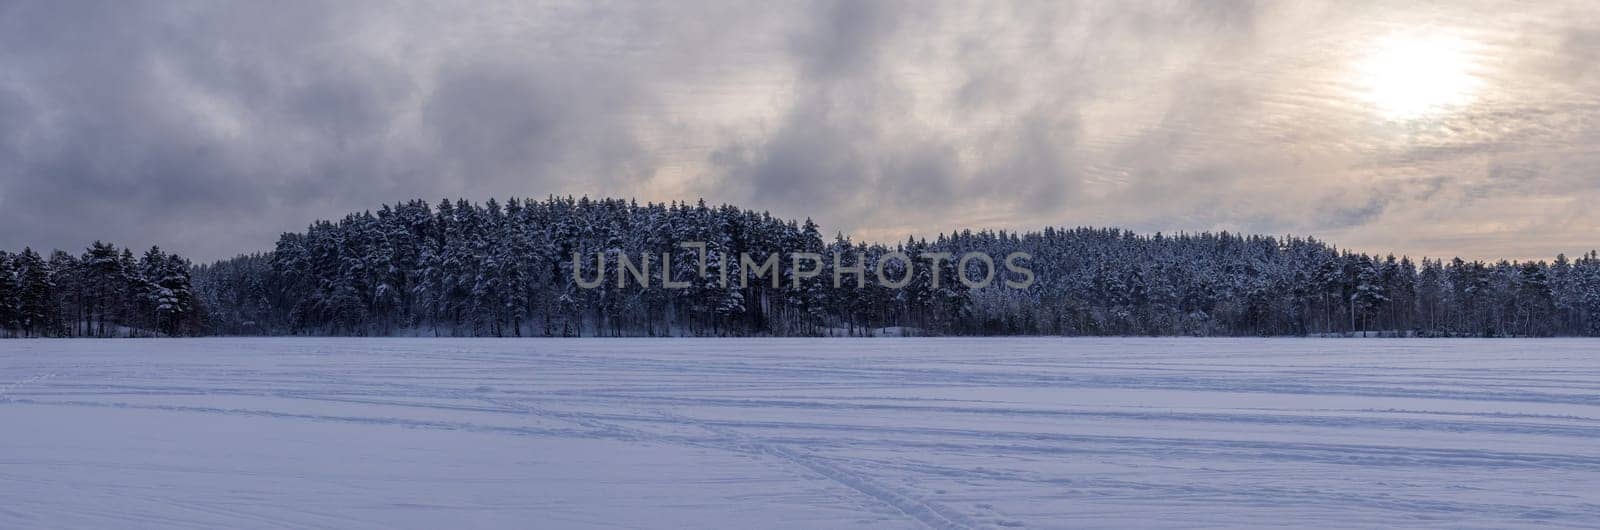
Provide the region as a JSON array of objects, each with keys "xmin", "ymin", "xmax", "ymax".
[{"xmin": 1355, "ymin": 33, "xmax": 1482, "ymax": 120}]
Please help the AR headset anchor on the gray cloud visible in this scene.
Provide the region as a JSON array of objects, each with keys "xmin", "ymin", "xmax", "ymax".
[{"xmin": 1, "ymin": 0, "xmax": 1598, "ymax": 262}]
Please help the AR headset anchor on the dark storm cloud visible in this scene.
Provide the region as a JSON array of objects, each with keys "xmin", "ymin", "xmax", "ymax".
[
  {"xmin": 0, "ymin": 1, "xmax": 664, "ymax": 260},
  {"xmin": 422, "ymin": 58, "xmax": 649, "ymax": 195},
  {"xmin": 712, "ymin": 0, "xmax": 966, "ymax": 232},
  {"xmin": 1, "ymin": 1, "xmax": 1597, "ymax": 261},
  {"xmin": 714, "ymin": 0, "xmax": 1095, "ymax": 236},
  {"xmin": 0, "ymin": 2, "xmax": 377, "ymax": 257},
  {"xmin": 790, "ymin": 0, "xmax": 903, "ymax": 79}
]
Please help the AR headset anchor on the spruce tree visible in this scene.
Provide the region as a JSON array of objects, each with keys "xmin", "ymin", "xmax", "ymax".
[{"xmin": 15, "ymin": 248, "xmax": 61, "ymax": 337}]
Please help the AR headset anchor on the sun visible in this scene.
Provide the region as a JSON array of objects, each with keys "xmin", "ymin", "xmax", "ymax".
[{"xmin": 1355, "ymin": 33, "xmax": 1482, "ymax": 120}]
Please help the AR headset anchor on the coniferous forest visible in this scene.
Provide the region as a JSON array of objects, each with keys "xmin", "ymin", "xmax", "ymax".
[{"xmin": 4, "ymin": 196, "xmax": 1600, "ymax": 338}]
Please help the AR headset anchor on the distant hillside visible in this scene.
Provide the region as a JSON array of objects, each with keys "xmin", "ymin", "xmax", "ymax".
[
  {"xmin": 5, "ymin": 196, "xmax": 1597, "ymax": 338},
  {"xmin": 172, "ymin": 196, "xmax": 1598, "ymax": 338}
]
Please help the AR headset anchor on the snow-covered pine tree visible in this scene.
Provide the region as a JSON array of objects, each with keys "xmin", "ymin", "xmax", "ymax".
[
  {"xmin": 0, "ymin": 251, "xmax": 18, "ymax": 337},
  {"xmin": 15, "ymin": 248, "xmax": 62, "ymax": 337}
]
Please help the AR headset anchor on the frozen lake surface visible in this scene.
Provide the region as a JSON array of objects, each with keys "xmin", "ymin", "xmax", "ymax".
[{"xmin": 2, "ymin": 338, "xmax": 1599, "ymax": 529}]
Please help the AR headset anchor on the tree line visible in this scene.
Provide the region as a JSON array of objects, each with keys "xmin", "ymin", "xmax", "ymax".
[
  {"xmin": 0, "ymin": 242, "xmax": 202, "ymax": 337},
  {"xmin": 4, "ymin": 196, "xmax": 1599, "ymax": 337}
]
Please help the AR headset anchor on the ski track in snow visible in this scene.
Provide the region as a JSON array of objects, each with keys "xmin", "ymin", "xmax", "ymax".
[{"xmin": 2, "ymin": 338, "xmax": 1600, "ymax": 528}]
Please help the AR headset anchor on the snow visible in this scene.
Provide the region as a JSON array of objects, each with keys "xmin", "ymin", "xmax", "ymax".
[{"xmin": 3, "ymin": 338, "xmax": 1599, "ymax": 529}]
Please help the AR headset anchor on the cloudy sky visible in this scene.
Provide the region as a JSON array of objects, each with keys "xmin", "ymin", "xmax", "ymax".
[{"xmin": 1, "ymin": 1, "xmax": 1597, "ymax": 262}]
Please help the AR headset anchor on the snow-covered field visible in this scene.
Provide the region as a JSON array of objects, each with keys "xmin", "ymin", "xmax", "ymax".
[{"xmin": 2, "ymin": 339, "xmax": 1599, "ymax": 529}]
